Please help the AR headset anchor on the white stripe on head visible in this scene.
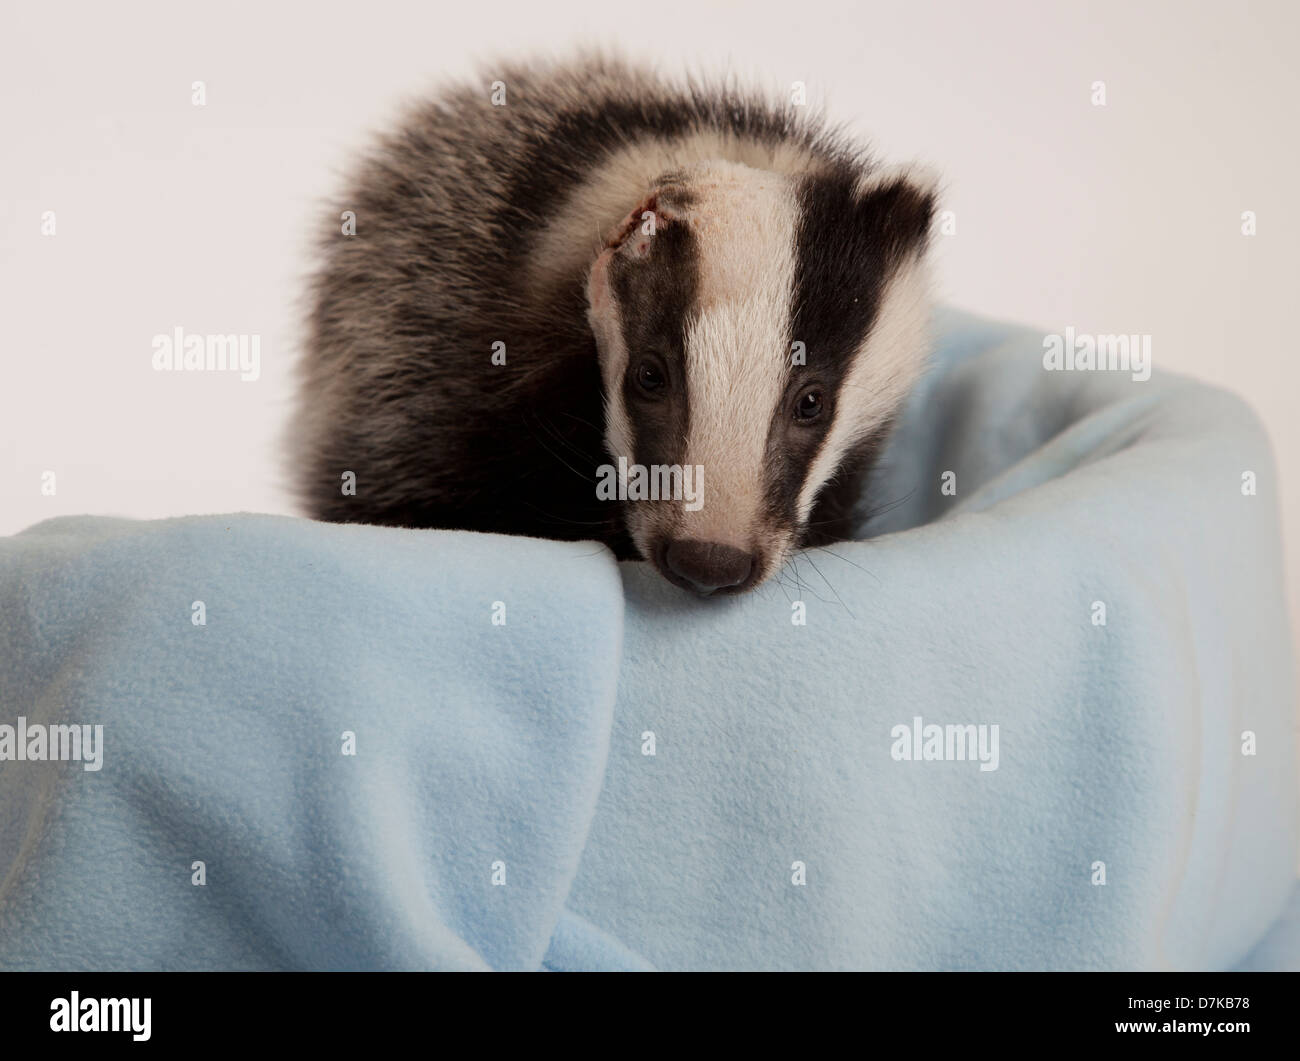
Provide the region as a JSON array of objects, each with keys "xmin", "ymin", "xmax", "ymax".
[
  {"xmin": 676, "ymin": 162, "xmax": 799, "ymax": 547},
  {"xmin": 796, "ymin": 254, "xmax": 932, "ymax": 522},
  {"xmin": 529, "ymin": 132, "xmax": 824, "ymax": 303}
]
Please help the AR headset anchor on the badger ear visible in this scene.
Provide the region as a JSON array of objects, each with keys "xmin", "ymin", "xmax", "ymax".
[{"xmin": 853, "ymin": 162, "xmax": 941, "ymax": 257}]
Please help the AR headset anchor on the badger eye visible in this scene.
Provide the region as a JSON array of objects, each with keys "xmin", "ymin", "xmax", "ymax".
[
  {"xmin": 794, "ymin": 388, "xmax": 824, "ymax": 421},
  {"xmin": 635, "ymin": 360, "xmax": 666, "ymax": 395}
]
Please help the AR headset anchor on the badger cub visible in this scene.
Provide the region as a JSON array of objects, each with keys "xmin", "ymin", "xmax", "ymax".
[{"xmin": 293, "ymin": 56, "xmax": 937, "ymax": 596}]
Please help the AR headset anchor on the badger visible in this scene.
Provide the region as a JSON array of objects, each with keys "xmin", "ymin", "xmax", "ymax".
[{"xmin": 292, "ymin": 55, "xmax": 937, "ymax": 596}]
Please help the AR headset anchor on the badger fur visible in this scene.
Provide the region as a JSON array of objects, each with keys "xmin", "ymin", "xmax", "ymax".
[{"xmin": 292, "ymin": 54, "xmax": 937, "ymax": 596}]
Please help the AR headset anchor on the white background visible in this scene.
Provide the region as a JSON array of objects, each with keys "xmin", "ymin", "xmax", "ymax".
[{"xmin": 2, "ymin": 0, "xmax": 1297, "ymax": 668}]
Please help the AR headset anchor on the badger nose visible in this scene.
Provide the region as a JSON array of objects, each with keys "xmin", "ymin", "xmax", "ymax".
[{"xmin": 662, "ymin": 539, "xmax": 755, "ymax": 596}]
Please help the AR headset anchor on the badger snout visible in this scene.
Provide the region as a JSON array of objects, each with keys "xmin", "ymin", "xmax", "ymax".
[{"xmin": 656, "ymin": 538, "xmax": 758, "ymax": 597}]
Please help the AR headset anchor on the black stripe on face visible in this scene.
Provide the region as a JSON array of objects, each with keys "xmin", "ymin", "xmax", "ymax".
[
  {"xmin": 608, "ymin": 212, "xmax": 699, "ymax": 474},
  {"xmin": 765, "ymin": 166, "xmax": 936, "ymax": 528}
]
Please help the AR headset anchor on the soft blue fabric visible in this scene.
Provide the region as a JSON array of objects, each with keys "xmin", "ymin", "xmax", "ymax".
[
  {"xmin": 0, "ymin": 309, "xmax": 1295, "ymax": 970},
  {"xmin": 1234, "ymin": 881, "xmax": 1300, "ymax": 971}
]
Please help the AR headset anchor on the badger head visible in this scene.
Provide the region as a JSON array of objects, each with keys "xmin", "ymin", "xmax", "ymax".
[{"xmin": 586, "ymin": 158, "xmax": 936, "ymax": 596}]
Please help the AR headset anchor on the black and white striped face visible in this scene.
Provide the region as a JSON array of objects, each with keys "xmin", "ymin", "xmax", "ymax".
[{"xmin": 586, "ymin": 159, "xmax": 935, "ymax": 596}]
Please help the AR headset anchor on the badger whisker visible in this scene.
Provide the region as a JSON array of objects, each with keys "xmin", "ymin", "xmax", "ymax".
[{"xmin": 804, "ymin": 554, "xmax": 854, "ymax": 618}]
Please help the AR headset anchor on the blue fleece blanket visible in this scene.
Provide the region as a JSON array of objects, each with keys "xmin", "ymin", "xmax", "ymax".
[{"xmin": 1, "ymin": 309, "xmax": 1295, "ymax": 970}]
